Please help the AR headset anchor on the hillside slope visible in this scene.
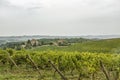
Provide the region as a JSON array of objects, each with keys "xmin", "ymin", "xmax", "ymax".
[{"xmin": 33, "ymin": 38, "xmax": 120, "ymax": 53}]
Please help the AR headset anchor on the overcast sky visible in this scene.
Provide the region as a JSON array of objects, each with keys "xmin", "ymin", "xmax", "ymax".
[{"xmin": 0, "ymin": 0, "xmax": 120, "ymax": 36}]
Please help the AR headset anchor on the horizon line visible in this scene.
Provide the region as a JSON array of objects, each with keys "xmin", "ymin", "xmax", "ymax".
[{"xmin": 0, "ymin": 34, "xmax": 120, "ymax": 37}]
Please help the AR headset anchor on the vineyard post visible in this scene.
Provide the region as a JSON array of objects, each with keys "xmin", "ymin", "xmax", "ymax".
[
  {"xmin": 7, "ymin": 52, "xmax": 18, "ymax": 69},
  {"xmin": 91, "ymin": 73, "xmax": 95, "ymax": 80},
  {"xmin": 99, "ymin": 60, "xmax": 111, "ymax": 80},
  {"xmin": 26, "ymin": 54, "xmax": 41, "ymax": 77},
  {"xmin": 48, "ymin": 60, "xmax": 68, "ymax": 80},
  {"xmin": 114, "ymin": 71, "xmax": 119, "ymax": 80},
  {"xmin": 78, "ymin": 73, "xmax": 83, "ymax": 80}
]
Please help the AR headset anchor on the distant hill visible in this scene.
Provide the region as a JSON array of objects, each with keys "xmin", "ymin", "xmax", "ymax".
[
  {"xmin": 71, "ymin": 38, "xmax": 120, "ymax": 53},
  {"xmin": 32, "ymin": 38, "xmax": 120, "ymax": 53},
  {"xmin": 0, "ymin": 35, "xmax": 120, "ymax": 45},
  {"xmin": 81, "ymin": 35, "xmax": 120, "ymax": 39}
]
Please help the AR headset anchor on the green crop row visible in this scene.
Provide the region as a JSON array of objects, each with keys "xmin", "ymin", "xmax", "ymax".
[{"xmin": 0, "ymin": 49, "xmax": 120, "ymax": 79}]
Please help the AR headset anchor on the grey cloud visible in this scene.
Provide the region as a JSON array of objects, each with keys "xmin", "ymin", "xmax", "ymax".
[
  {"xmin": 0, "ymin": 0, "xmax": 7, "ymax": 5},
  {"xmin": 0, "ymin": 0, "xmax": 120, "ymax": 36},
  {"xmin": 0, "ymin": 0, "xmax": 10, "ymax": 8},
  {"xmin": 0, "ymin": 0, "xmax": 41, "ymax": 12}
]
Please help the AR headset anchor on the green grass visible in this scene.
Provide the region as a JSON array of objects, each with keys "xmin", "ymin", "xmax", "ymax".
[
  {"xmin": 32, "ymin": 38, "xmax": 120, "ymax": 53},
  {"xmin": 0, "ymin": 68, "xmax": 106, "ymax": 80}
]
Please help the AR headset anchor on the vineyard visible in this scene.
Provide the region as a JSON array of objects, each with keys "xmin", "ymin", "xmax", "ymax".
[
  {"xmin": 0, "ymin": 38, "xmax": 120, "ymax": 80},
  {"xmin": 0, "ymin": 49, "xmax": 120, "ymax": 80},
  {"xmin": 32, "ymin": 38, "xmax": 120, "ymax": 53}
]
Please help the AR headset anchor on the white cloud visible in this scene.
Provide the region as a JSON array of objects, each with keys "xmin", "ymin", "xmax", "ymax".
[
  {"xmin": 0, "ymin": 0, "xmax": 120, "ymax": 36},
  {"xmin": 1, "ymin": 0, "xmax": 120, "ymax": 19},
  {"xmin": 7, "ymin": 0, "xmax": 42, "ymax": 9}
]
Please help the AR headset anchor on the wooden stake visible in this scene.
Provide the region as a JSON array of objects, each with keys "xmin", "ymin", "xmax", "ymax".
[
  {"xmin": 7, "ymin": 52, "xmax": 18, "ymax": 69},
  {"xmin": 26, "ymin": 54, "xmax": 41, "ymax": 77},
  {"xmin": 48, "ymin": 60, "xmax": 67, "ymax": 80},
  {"xmin": 100, "ymin": 60, "xmax": 111, "ymax": 80},
  {"xmin": 114, "ymin": 71, "xmax": 119, "ymax": 80}
]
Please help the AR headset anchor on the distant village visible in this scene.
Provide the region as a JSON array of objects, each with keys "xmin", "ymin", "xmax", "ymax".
[
  {"xmin": 21, "ymin": 39, "xmax": 69, "ymax": 49},
  {"xmin": 0, "ymin": 38, "xmax": 89, "ymax": 50},
  {"xmin": 0, "ymin": 39, "xmax": 70, "ymax": 50}
]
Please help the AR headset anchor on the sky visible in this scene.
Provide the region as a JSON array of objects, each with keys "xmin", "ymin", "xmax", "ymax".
[{"xmin": 0, "ymin": 0, "xmax": 120, "ymax": 36}]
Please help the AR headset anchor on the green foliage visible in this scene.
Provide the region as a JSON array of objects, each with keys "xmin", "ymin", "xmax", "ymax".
[
  {"xmin": 0, "ymin": 38, "xmax": 120, "ymax": 79},
  {"xmin": 32, "ymin": 38, "xmax": 120, "ymax": 53}
]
